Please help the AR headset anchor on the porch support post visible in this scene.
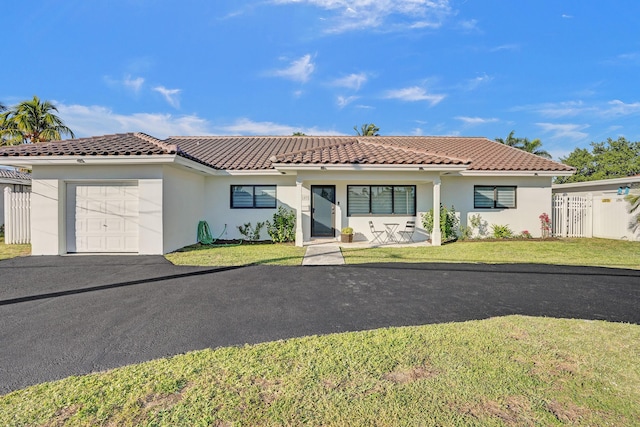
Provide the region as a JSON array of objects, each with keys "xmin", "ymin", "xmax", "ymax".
[
  {"xmin": 295, "ymin": 178, "xmax": 304, "ymax": 247},
  {"xmin": 431, "ymin": 177, "xmax": 442, "ymax": 246}
]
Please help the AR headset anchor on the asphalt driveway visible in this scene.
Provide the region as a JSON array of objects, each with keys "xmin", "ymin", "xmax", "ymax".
[{"xmin": 1, "ymin": 255, "xmax": 639, "ymax": 394}]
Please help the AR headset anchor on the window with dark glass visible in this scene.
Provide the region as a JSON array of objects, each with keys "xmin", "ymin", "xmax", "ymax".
[
  {"xmin": 474, "ymin": 185, "xmax": 516, "ymax": 209},
  {"xmin": 347, "ymin": 185, "xmax": 416, "ymax": 215},
  {"xmin": 231, "ymin": 185, "xmax": 276, "ymax": 208}
]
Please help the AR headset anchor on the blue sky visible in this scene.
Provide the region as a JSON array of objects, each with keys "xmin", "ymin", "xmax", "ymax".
[{"xmin": 2, "ymin": 0, "xmax": 640, "ymax": 159}]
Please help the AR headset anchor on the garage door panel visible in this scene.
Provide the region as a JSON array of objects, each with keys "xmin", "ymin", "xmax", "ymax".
[{"xmin": 68, "ymin": 183, "xmax": 139, "ymax": 253}]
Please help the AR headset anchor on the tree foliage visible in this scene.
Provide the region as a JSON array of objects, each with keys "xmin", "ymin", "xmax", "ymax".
[
  {"xmin": 495, "ymin": 130, "xmax": 551, "ymax": 159},
  {"xmin": 555, "ymin": 137, "xmax": 640, "ymax": 183},
  {"xmin": 354, "ymin": 123, "xmax": 380, "ymax": 136},
  {"xmin": 0, "ymin": 96, "xmax": 75, "ymax": 145}
]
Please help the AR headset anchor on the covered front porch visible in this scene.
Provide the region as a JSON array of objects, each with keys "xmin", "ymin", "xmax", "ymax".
[{"xmin": 274, "ymin": 168, "xmax": 453, "ymax": 248}]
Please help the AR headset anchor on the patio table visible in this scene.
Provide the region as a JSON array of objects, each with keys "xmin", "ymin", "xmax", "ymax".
[{"xmin": 383, "ymin": 223, "xmax": 400, "ymax": 243}]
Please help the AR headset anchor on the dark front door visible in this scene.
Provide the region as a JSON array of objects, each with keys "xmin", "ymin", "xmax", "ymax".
[{"xmin": 311, "ymin": 185, "xmax": 336, "ymax": 237}]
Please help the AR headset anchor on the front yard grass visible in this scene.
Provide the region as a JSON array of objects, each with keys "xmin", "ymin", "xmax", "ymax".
[
  {"xmin": 166, "ymin": 242, "xmax": 306, "ymax": 266},
  {"xmin": 342, "ymin": 238, "xmax": 640, "ymax": 269},
  {"xmin": 0, "ymin": 235, "xmax": 30, "ymax": 260},
  {"xmin": 2, "ymin": 316, "xmax": 638, "ymax": 426}
]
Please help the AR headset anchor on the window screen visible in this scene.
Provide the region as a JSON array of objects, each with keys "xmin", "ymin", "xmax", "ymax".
[
  {"xmin": 231, "ymin": 185, "xmax": 277, "ymax": 208},
  {"xmin": 474, "ymin": 186, "xmax": 516, "ymax": 209}
]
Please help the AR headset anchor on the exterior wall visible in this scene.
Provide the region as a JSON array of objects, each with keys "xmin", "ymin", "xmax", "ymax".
[
  {"xmin": 162, "ymin": 166, "xmax": 205, "ymax": 253},
  {"xmin": 442, "ymin": 176, "xmax": 553, "ymax": 238},
  {"xmin": 203, "ymin": 174, "xmax": 297, "ymax": 241},
  {"xmin": 202, "ymin": 172, "xmax": 552, "ymax": 243},
  {"xmin": 203, "ymin": 171, "xmax": 438, "ymax": 243},
  {"xmin": 30, "ymin": 165, "xmax": 165, "ymax": 255}
]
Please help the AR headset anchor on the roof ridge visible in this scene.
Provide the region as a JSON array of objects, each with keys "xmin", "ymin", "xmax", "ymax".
[
  {"xmin": 358, "ymin": 138, "xmax": 472, "ymax": 163},
  {"xmin": 269, "ymin": 139, "xmax": 359, "ymax": 162},
  {"xmin": 134, "ymin": 132, "xmax": 178, "ymax": 153}
]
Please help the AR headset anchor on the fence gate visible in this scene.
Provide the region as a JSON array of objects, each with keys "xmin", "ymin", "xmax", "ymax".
[
  {"xmin": 3, "ymin": 187, "xmax": 31, "ymax": 244},
  {"xmin": 552, "ymin": 194, "xmax": 592, "ymax": 238}
]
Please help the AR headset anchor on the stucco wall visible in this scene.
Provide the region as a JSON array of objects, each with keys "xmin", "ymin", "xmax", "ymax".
[
  {"xmin": 162, "ymin": 166, "xmax": 205, "ymax": 253},
  {"xmin": 442, "ymin": 176, "xmax": 553, "ymax": 238},
  {"xmin": 203, "ymin": 174, "xmax": 297, "ymax": 241},
  {"xmin": 203, "ymin": 171, "xmax": 438, "ymax": 243}
]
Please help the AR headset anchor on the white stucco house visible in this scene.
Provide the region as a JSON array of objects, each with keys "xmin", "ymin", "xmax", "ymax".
[
  {"xmin": 0, "ymin": 133, "xmax": 574, "ymax": 255},
  {"xmin": 0, "ymin": 168, "xmax": 31, "ymax": 227}
]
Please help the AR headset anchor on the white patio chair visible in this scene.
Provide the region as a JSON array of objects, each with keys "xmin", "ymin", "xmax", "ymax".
[
  {"xmin": 368, "ymin": 221, "xmax": 386, "ymax": 244},
  {"xmin": 398, "ymin": 220, "xmax": 416, "ymax": 243}
]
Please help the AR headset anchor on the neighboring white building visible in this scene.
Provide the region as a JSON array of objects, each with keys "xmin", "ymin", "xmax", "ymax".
[
  {"xmin": 0, "ymin": 169, "xmax": 31, "ymax": 227},
  {"xmin": 0, "ymin": 133, "xmax": 574, "ymax": 255},
  {"xmin": 552, "ymin": 176, "xmax": 640, "ymax": 241}
]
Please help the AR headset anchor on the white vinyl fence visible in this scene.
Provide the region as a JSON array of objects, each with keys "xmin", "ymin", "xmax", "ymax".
[
  {"xmin": 552, "ymin": 193, "xmax": 639, "ymax": 240},
  {"xmin": 3, "ymin": 187, "xmax": 31, "ymax": 244}
]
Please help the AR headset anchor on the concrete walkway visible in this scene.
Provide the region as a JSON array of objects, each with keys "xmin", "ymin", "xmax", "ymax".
[{"xmin": 302, "ymin": 244, "xmax": 345, "ymax": 265}]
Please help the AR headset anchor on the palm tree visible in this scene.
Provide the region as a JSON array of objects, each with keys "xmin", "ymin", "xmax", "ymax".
[
  {"xmin": 354, "ymin": 123, "xmax": 380, "ymax": 136},
  {"xmin": 520, "ymin": 138, "xmax": 552, "ymax": 159},
  {"xmin": 495, "ymin": 130, "xmax": 521, "ymax": 147},
  {"xmin": 496, "ymin": 130, "xmax": 551, "ymax": 158},
  {"xmin": 0, "ymin": 96, "xmax": 75, "ymax": 145},
  {"xmin": 626, "ymin": 191, "xmax": 640, "ymax": 232}
]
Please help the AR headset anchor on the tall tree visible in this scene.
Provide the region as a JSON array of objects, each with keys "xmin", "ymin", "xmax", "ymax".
[
  {"xmin": 495, "ymin": 130, "xmax": 520, "ymax": 147},
  {"xmin": 354, "ymin": 123, "xmax": 380, "ymax": 136},
  {"xmin": 626, "ymin": 191, "xmax": 640, "ymax": 233},
  {"xmin": 495, "ymin": 130, "xmax": 551, "ymax": 158},
  {"xmin": 520, "ymin": 138, "xmax": 552, "ymax": 159},
  {"xmin": 0, "ymin": 96, "xmax": 75, "ymax": 145},
  {"xmin": 556, "ymin": 137, "xmax": 640, "ymax": 183}
]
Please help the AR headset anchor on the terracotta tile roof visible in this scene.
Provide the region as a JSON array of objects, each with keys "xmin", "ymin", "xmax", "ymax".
[
  {"xmin": 0, "ymin": 169, "xmax": 31, "ymax": 181},
  {"xmin": 0, "ymin": 134, "xmax": 575, "ymax": 173},
  {"xmin": 0, "ymin": 133, "xmax": 176, "ymax": 157},
  {"xmin": 270, "ymin": 139, "xmax": 470, "ymax": 166}
]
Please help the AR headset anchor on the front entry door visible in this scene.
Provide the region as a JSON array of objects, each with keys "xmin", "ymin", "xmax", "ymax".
[{"xmin": 311, "ymin": 185, "xmax": 336, "ymax": 237}]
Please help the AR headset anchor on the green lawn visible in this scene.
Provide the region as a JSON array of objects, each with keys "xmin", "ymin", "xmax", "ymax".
[
  {"xmin": 2, "ymin": 316, "xmax": 638, "ymax": 426},
  {"xmin": 0, "ymin": 235, "xmax": 30, "ymax": 260},
  {"xmin": 342, "ymin": 238, "xmax": 640, "ymax": 269},
  {"xmin": 166, "ymin": 242, "xmax": 306, "ymax": 266}
]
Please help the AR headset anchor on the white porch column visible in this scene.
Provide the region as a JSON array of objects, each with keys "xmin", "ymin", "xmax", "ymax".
[
  {"xmin": 295, "ymin": 178, "xmax": 304, "ymax": 247},
  {"xmin": 431, "ymin": 177, "xmax": 442, "ymax": 246}
]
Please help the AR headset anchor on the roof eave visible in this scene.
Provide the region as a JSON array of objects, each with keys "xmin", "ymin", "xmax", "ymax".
[
  {"xmin": 461, "ymin": 170, "xmax": 575, "ymax": 177},
  {"xmin": 272, "ymin": 163, "xmax": 469, "ymax": 172},
  {"xmin": 0, "ymin": 154, "xmax": 179, "ymax": 168},
  {"xmin": 552, "ymin": 175, "xmax": 640, "ymax": 189}
]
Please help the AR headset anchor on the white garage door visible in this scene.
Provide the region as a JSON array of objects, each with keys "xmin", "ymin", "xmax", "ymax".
[{"xmin": 67, "ymin": 183, "xmax": 139, "ymax": 253}]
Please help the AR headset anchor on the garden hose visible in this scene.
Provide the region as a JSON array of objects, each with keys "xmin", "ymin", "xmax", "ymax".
[{"xmin": 197, "ymin": 220, "xmax": 228, "ymax": 245}]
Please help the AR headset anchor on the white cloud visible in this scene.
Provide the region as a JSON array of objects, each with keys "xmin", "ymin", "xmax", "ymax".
[
  {"xmin": 605, "ymin": 100, "xmax": 640, "ymax": 116},
  {"xmin": 337, "ymin": 95, "xmax": 359, "ymax": 108},
  {"xmin": 561, "ymin": 14, "xmax": 573, "ymax": 19},
  {"xmin": 457, "ymin": 19, "xmax": 480, "ymax": 32},
  {"xmin": 57, "ymin": 104, "xmax": 211, "ymax": 138},
  {"xmin": 464, "ymin": 73, "xmax": 492, "ymax": 91},
  {"xmin": 515, "ymin": 99, "xmax": 640, "ymax": 119},
  {"xmin": 104, "ymin": 75, "xmax": 145, "ymax": 94},
  {"xmin": 455, "ymin": 116, "xmax": 499, "ymax": 125},
  {"xmin": 383, "ymin": 86, "xmax": 446, "ymax": 106},
  {"xmin": 153, "ymin": 86, "xmax": 181, "ymax": 108},
  {"xmin": 123, "ymin": 75, "xmax": 145, "ymax": 93},
  {"xmin": 271, "ymin": 0, "xmax": 453, "ymax": 33},
  {"xmin": 332, "ymin": 72, "xmax": 368, "ymax": 90},
  {"xmin": 489, "ymin": 44, "xmax": 520, "ymax": 52},
  {"xmin": 536, "ymin": 122, "xmax": 589, "ymax": 141},
  {"xmin": 270, "ymin": 54, "xmax": 315, "ymax": 83},
  {"xmin": 218, "ymin": 118, "xmax": 342, "ymax": 135}
]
